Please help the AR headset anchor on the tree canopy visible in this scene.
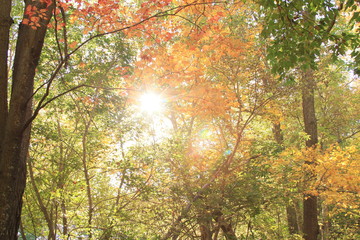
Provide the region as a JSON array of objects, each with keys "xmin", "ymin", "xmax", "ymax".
[{"xmin": 0, "ymin": 0, "xmax": 359, "ymax": 239}]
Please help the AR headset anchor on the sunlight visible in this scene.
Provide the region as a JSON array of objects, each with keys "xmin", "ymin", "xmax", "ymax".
[{"xmin": 139, "ymin": 92, "xmax": 164, "ymax": 113}]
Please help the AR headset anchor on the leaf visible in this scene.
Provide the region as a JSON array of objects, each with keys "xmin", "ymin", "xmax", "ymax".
[
  {"xmin": 22, "ymin": 18, "xmax": 30, "ymax": 25},
  {"xmin": 69, "ymin": 41, "xmax": 78, "ymax": 49}
]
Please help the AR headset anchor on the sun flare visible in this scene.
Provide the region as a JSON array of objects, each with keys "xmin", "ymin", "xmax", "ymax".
[{"xmin": 139, "ymin": 92, "xmax": 164, "ymax": 113}]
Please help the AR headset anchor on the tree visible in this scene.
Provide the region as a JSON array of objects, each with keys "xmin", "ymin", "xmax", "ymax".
[
  {"xmin": 126, "ymin": 3, "xmax": 292, "ymax": 239},
  {"xmin": 2, "ymin": 0, "xmax": 358, "ymax": 239},
  {"xmin": 0, "ymin": 0, "xmax": 230, "ymax": 238},
  {"xmin": 263, "ymin": 56, "xmax": 360, "ymax": 239},
  {"xmin": 0, "ymin": 1, "xmax": 54, "ymax": 238},
  {"xmin": 258, "ymin": 1, "xmax": 359, "ymax": 239}
]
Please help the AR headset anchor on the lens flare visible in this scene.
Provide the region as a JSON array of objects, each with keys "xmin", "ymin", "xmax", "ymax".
[{"xmin": 139, "ymin": 92, "xmax": 164, "ymax": 113}]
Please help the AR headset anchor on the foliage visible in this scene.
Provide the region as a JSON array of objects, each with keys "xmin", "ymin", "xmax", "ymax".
[
  {"xmin": 258, "ymin": 0, "xmax": 360, "ymax": 74},
  {"xmin": 0, "ymin": 0, "xmax": 357, "ymax": 239}
]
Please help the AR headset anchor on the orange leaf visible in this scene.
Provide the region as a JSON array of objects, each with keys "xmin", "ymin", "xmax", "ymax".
[{"xmin": 69, "ymin": 41, "xmax": 77, "ymax": 49}]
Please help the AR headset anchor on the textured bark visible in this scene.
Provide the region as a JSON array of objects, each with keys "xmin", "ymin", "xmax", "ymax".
[
  {"xmin": 301, "ymin": 69, "xmax": 319, "ymax": 240},
  {"xmin": 0, "ymin": 1, "xmax": 53, "ymax": 239},
  {"xmin": 0, "ymin": 0, "xmax": 12, "ymax": 144}
]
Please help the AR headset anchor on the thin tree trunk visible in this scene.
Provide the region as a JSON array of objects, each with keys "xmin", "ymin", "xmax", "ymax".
[
  {"xmin": 28, "ymin": 158, "xmax": 56, "ymax": 240},
  {"xmin": 19, "ymin": 220, "xmax": 27, "ymax": 240},
  {"xmin": 213, "ymin": 223, "xmax": 220, "ymax": 240},
  {"xmin": 82, "ymin": 121, "xmax": 94, "ymax": 239},
  {"xmin": 198, "ymin": 211, "xmax": 212, "ymax": 240},
  {"xmin": 272, "ymin": 123, "xmax": 301, "ymax": 235},
  {"xmin": 214, "ymin": 212, "xmax": 237, "ymax": 240},
  {"xmin": 320, "ymin": 201, "xmax": 330, "ymax": 240},
  {"xmin": 301, "ymin": 69, "xmax": 319, "ymax": 240},
  {"xmin": 272, "ymin": 122, "xmax": 284, "ymax": 146},
  {"xmin": 57, "ymin": 119, "xmax": 69, "ymax": 238},
  {"xmin": 199, "ymin": 224, "xmax": 212, "ymax": 240},
  {"xmin": 0, "ymin": 1, "xmax": 53, "ymax": 238},
  {"xmin": 219, "ymin": 221, "xmax": 237, "ymax": 240}
]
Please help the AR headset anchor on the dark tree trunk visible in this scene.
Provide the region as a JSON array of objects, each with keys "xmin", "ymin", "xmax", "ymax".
[
  {"xmin": 0, "ymin": 0, "xmax": 12, "ymax": 142},
  {"xmin": 301, "ymin": 69, "xmax": 319, "ymax": 240},
  {"xmin": 0, "ymin": 1, "xmax": 53, "ymax": 239},
  {"xmin": 272, "ymin": 122, "xmax": 284, "ymax": 145},
  {"xmin": 286, "ymin": 202, "xmax": 301, "ymax": 235}
]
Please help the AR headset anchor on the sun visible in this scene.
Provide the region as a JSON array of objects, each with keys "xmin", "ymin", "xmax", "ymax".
[{"xmin": 139, "ymin": 92, "xmax": 164, "ymax": 113}]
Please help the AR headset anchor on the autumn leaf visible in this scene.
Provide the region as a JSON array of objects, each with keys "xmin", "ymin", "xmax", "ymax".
[{"xmin": 69, "ymin": 41, "xmax": 78, "ymax": 49}]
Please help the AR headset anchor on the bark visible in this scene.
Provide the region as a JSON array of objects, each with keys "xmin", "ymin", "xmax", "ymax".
[
  {"xmin": 272, "ymin": 122, "xmax": 284, "ymax": 145},
  {"xmin": 198, "ymin": 211, "xmax": 213, "ymax": 240},
  {"xmin": 199, "ymin": 224, "xmax": 212, "ymax": 240},
  {"xmin": 0, "ymin": 0, "xmax": 12, "ymax": 143},
  {"xmin": 19, "ymin": 220, "xmax": 27, "ymax": 240},
  {"xmin": 320, "ymin": 202, "xmax": 330, "ymax": 240},
  {"xmin": 219, "ymin": 221, "xmax": 237, "ymax": 240},
  {"xmin": 82, "ymin": 121, "xmax": 94, "ymax": 239},
  {"xmin": 57, "ymin": 119, "xmax": 69, "ymax": 238},
  {"xmin": 213, "ymin": 212, "xmax": 237, "ymax": 240},
  {"xmin": 60, "ymin": 200, "xmax": 68, "ymax": 238},
  {"xmin": 286, "ymin": 202, "xmax": 301, "ymax": 235},
  {"xmin": 161, "ymin": 182, "xmax": 213, "ymax": 240},
  {"xmin": 0, "ymin": 1, "xmax": 53, "ymax": 239},
  {"xmin": 301, "ymin": 69, "xmax": 319, "ymax": 240},
  {"xmin": 302, "ymin": 70, "xmax": 318, "ymax": 149}
]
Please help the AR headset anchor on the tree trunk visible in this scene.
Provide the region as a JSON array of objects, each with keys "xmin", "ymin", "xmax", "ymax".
[
  {"xmin": 214, "ymin": 211, "xmax": 237, "ymax": 240},
  {"xmin": 320, "ymin": 202, "xmax": 330, "ymax": 240},
  {"xmin": 0, "ymin": 1, "xmax": 53, "ymax": 239},
  {"xmin": 82, "ymin": 122, "xmax": 94, "ymax": 239},
  {"xmin": 199, "ymin": 224, "xmax": 212, "ymax": 240},
  {"xmin": 272, "ymin": 122, "xmax": 284, "ymax": 146},
  {"xmin": 198, "ymin": 211, "xmax": 213, "ymax": 240},
  {"xmin": 272, "ymin": 123, "xmax": 301, "ymax": 235},
  {"xmin": 301, "ymin": 69, "xmax": 319, "ymax": 240},
  {"xmin": 28, "ymin": 158, "xmax": 56, "ymax": 240},
  {"xmin": 286, "ymin": 202, "xmax": 301, "ymax": 235},
  {"xmin": 0, "ymin": 0, "xmax": 12, "ymax": 142},
  {"xmin": 57, "ymin": 118, "xmax": 69, "ymax": 238}
]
